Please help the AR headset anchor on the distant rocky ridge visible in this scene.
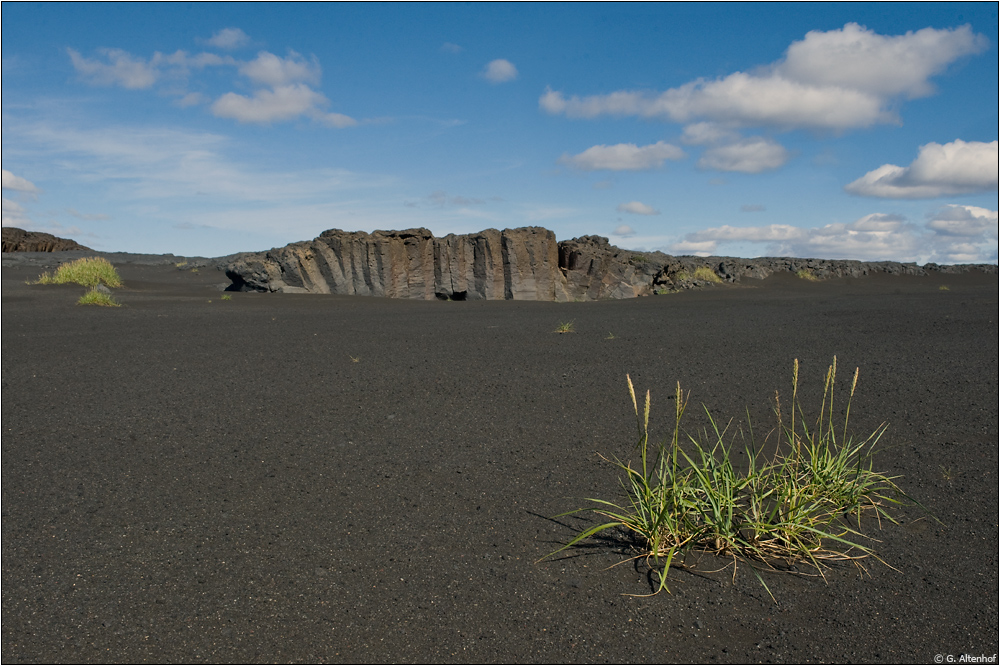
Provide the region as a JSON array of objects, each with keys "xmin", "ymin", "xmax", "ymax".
[
  {"xmin": 224, "ymin": 226, "xmax": 997, "ymax": 300},
  {"xmin": 2, "ymin": 227, "xmax": 92, "ymax": 253}
]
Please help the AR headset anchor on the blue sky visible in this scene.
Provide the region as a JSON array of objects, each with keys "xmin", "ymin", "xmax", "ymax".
[{"xmin": 2, "ymin": 3, "xmax": 997, "ymax": 263}]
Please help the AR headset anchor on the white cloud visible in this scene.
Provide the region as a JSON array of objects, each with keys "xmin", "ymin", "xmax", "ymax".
[
  {"xmin": 212, "ymin": 84, "xmax": 329, "ymax": 124},
  {"xmin": 66, "ymin": 45, "xmax": 353, "ymax": 128},
  {"xmin": 68, "ymin": 48, "xmax": 159, "ymax": 89},
  {"xmin": 670, "ymin": 239, "xmax": 720, "ymax": 255},
  {"xmin": 541, "ymin": 24, "xmax": 986, "ymax": 131},
  {"xmin": 213, "ymin": 51, "xmax": 354, "ymax": 126},
  {"xmin": 1, "ymin": 197, "xmax": 30, "ymax": 227},
  {"xmin": 613, "ymin": 224, "xmax": 636, "ymax": 237},
  {"xmin": 559, "ymin": 141, "xmax": 685, "ymax": 171},
  {"xmin": 175, "ymin": 92, "xmax": 208, "ymax": 108},
  {"xmin": 698, "ymin": 137, "xmax": 791, "ymax": 173},
  {"xmin": 683, "ymin": 224, "xmax": 807, "ymax": 245},
  {"xmin": 681, "ymin": 122, "xmax": 739, "ymax": 145},
  {"xmin": 205, "ymin": 28, "xmax": 250, "ymax": 50},
  {"xmin": 776, "ymin": 23, "xmax": 988, "ymax": 99},
  {"xmin": 670, "ymin": 207, "xmax": 998, "ymax": 263},
  {"xmin": 541, "ymin": 75, "xmax": 885, "ymax": 130},
  {"xmin": 845, "ymin": 139, "xmax": 998, "ymax": 198},
  {"xmin": 239, "ymin": 50, "xmax": 321, "ymax": 87},
  {"xmin": 2, "ymin": 170, "xmax": 41, "ymax": 194},
  {"xmin": 15, "ymin": 121, "xmax": 387, "ymax": 205},
  {"xmin": 315, "ymin": 112, "xmax": 358, "ymax": 129},
  {"xmin": 482, "ymin": 59, "xmax": 518, "ymax": 83},
  {"xmin": 157, "ymin": 50, "xmax": 235, "ymax": 70},
  {"xmin": 617, "ymin": 201, "xmax": 660, "ymax": 216},
  {"xmin": 1, "ymin": 197, "xmax": 86, "ymax": 237},
  {"xmin": 926, "ymin": 204, "xmax": 998, "ymax": 237},
  {"xmin": 441, "ymin": 43, "xmax": 463, "ymax": 54}
]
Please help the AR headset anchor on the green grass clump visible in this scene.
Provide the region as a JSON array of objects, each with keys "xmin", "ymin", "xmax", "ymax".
[
  {"xmin": 691, "ymin": 266, "xmax": 722, "ymax": 283},
  {"xmin": 545, "ymin": 358, "xmax": 918, "ymax": 600},
  {"xmin": 796, "ymin": 269, "xmax": 820, "ymax": 282},
  {"xmin": 77, "ymin": 287, "xmax": 121, "ymax": 307},
  {"xmin": 554, "ymin": 321, "xmax": 575, "ymax": 334},
  {"xmin": 35, "ymin": 257, "xmax": 123, "ymax": 288}
]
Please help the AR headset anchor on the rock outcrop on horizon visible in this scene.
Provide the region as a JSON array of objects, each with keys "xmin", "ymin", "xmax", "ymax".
[
  {"xmin": 226, "ymin": 227, "xmax": 575, "ymax": 300},
  {"xmin": 224, "ymin": 226, "xmax": 997, "ymax": 300},
  {"xmin": 2, "ymin": 227, "xmax": 92, "ymax": 253}
]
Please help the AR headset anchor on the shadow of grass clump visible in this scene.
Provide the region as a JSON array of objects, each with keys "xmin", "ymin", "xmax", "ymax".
[{"xmin": 544, "ymin": 358, "xmax": 926, "ymax": 601}]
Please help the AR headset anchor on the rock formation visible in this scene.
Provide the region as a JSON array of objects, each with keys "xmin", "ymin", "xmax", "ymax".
[
  {"xmin": 2, "ymin": 227, "xmax": 92, "ymax": 252},
  {"xmin": 226, "ymin": 227, "xmax": 574, "ymax": 300},
  {"xmin": 224, "ymin": 226, "xmax": 997, "ymax": 300}
]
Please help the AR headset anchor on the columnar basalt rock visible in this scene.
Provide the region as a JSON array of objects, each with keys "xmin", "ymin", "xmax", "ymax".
[
  {"xmin": 224, "ymin": 226, "xmax": 997, "ymax": 300},
  {"xmin": 224, "ymin": 227, "xmax": 575, "ymax": 300}
]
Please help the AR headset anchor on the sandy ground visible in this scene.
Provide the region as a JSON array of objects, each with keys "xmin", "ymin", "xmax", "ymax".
[{"xmin": 2, "ymin": 261, "xmax": 997, "ymax": 664}]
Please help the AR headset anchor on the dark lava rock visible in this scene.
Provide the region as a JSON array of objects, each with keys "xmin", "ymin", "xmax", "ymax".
[
  {"xmin": 223, "ymin": 226, "xmax": 998, "ymax": 300},
  {"xmin": 2, "ymin": 227, "xmax": 92, "ymax": 252}
]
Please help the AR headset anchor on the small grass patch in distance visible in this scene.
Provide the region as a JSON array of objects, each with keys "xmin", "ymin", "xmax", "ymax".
[
  {"xmin": 543, "ymin": 357, "xmax": 922, "ymax": 601},
  {"xmin": 77, "ymin": 287, "xmax": 121, "ymax": 307},
  {"xmin": 221, "ymin": 294, "xmax": 232, "ymax": 301},
  {"xmin": 796, "ymin": 269, "xmax": 820, "ymax": 282},
  {"xmin": 554, "ymin": 321, "xmax": 575, "ymax": 334},
  {"xmin": 34, "ymin": 257, "xmax": 123, "ymax": 288},
  {"xmin": 691, "ymin": 266, "xmax": 722, "ymax": 283}
]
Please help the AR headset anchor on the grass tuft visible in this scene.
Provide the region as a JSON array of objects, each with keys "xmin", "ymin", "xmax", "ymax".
[
  {"xmin": 691, "ymin": 266, "xmax": 722, "ymax": 283},
  {"xmin": 554, "ymin": 321, "xmax": 575, "ymax": 334},
  {"xmin": 796, "ymin": 269, "xmax": 820, "ymax": 282},
  {"xmin": 77, "ymin": 287, "xmax": 121, "ymax": 307},
  {"xmin": 34, "ymin": 257, "xmax": 123, "ymax": 288},
  {"xmin": 544, "ymin": 358, "xmax": 923, "ymax": 601}
]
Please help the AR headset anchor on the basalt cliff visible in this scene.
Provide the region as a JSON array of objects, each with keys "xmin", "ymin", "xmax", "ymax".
[
  {"xmin": 2, "ymin": 227, "xmax": 92, "ymax": 253},
  {"xmin": 224, "ymin": 226, "xmax": 996, "ymax": 300}
]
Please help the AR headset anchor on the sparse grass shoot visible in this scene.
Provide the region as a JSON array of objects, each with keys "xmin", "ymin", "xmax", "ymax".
[
  {"xmin": 939, "ymin": 285, "xmax": 950, "ymax": 291},
  {"xmin": 77, "ymin": 287, "xmax": 121, "ymax": 307},
  {"xmin": 544, "ymin": 358, "xmax": 920, "ymax": 600},
  {"xmin": 34, "ymin": 257, "xmax": 123, "ymax": 288},
  {"xmin": 554, "ymin": 321, "xmax": 575, "ymax": 334},
  {"xmin": 221, "ymin": 294, "xmax": 232, "ymax": 301}
]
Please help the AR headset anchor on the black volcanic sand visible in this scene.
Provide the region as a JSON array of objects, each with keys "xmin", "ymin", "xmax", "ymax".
[{"xmin": 2, "ymin": 262, "xmax": 997, "ymax": 664}]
